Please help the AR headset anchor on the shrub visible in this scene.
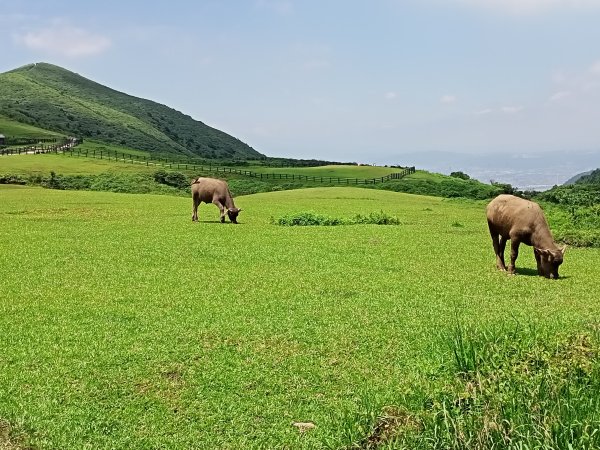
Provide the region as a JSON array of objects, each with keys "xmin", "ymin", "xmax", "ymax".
[
  {"xmin": 352, "ymin": 211, "xmax": 401, "ymax": 225},
  {"xmin": 273, "ymin": 211, "xmax": 400, "ymax": 226},
  {"xmin": 450, "ymin": 171, "xmax": 470, "ymax": 180},
  {"xmin": 274, "ymin": 212, "xmax": 346, "ymax": 226},
  {"xmin": 0, "ymin": 174, "xmax": 27, "ymax": 185}
]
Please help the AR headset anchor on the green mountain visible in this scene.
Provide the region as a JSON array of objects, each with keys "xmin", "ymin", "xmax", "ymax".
[{"xmin": 0, "ymin": 62, "xmax": 264, "ymax": 159}]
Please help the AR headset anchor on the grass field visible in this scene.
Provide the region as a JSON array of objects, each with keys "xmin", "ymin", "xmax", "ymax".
[
  {"xmin": 0, "ymin": 153, "xmax": 158, "ymax": 175},
  {"xmin": 1, "ymin": 185, "xmax": 599, "ymax": 449}
]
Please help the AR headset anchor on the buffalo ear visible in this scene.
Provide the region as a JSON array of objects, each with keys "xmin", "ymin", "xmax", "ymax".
[{"xmin": 238, "ymin": 208, "xmax": 242, "ymax": 212}]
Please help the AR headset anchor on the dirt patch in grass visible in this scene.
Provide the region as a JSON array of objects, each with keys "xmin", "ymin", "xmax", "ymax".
[
  {"xmin": 358, "ymin": 407, "xmax": 422, "ymax": 449},
  {"xmin": 0, "ymin": 419, "xmax": 34, "ymax": 450}
]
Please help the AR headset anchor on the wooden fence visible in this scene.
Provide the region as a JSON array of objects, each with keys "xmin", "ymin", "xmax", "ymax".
[
  {"xmin": 0, "ymin": 138, "xmax": 77, "ymax": 155},
  {"xmin": 0, "ymin": 144, "xmax": 416, "ymax": 185}
]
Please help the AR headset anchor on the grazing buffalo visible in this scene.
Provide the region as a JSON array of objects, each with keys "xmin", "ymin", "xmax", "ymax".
[
  {"xmin": 191, "ymin": 177, "xmax": 242, "ymax": 224},
  {"xmin": 486, "ymin": 194, "xmax": 566, "ymax": 278}
]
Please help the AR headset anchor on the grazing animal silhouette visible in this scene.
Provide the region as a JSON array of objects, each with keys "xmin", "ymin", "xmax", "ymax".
[
  {"xmin": 191, "ymin": 177, "xmax": 241, "ymax": 224},
  {"xmin": 486, "ymin": 194, "xmax": 565, "ymax": 278}
]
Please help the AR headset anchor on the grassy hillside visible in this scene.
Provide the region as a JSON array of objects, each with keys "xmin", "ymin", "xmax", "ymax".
[
  {"xmin": 0, "ymin": 63, "xmax": 263, "ymax": 159},
  {"xmin": 369, "ymin": 170, "xmax": 504, "ymax": 199},
  {"xmin": 1, "ymin": 185, "xmax": 599, "ymax": 448},
  {"xmin": 0, "ymin": 114, "xmax": 63, "ymax": 139}
]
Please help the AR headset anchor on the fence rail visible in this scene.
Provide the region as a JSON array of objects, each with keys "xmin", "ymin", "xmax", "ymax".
[{"xmin": 1, "ymin": 144, "xmax": 416, "ymax": 184}]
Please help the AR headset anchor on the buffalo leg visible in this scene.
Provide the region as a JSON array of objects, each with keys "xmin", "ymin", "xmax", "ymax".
[
  {"xmin": 192, "ymin": 196, "xmax": 200, "ymax": 222},
  {"xmin": 508, "ymin": 238, "xmax": 520, "ymax": 274},
  {"xmin": 491, "ymin": 234, "xmax": 503, "ymax": 270},
  {"xmin": 489, "ymin": 224, "xmax": 507, "ymax": 271},
  {"xmin": 213, "ymin": 200, "xmax": 226, "ymax": 223},
  {"xmin": 534, "ymin": 249, "xmax": 542, "ymax": 275},
  {"xmin": 497, "ymin": 235, "xmax": 508, "ymax": 271}
]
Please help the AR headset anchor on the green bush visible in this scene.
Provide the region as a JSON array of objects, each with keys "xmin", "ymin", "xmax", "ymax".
[
  {"xmin": 352, "ymin": 210, "xmax": 401, "ymax": 225},
  {"xmin": 0, "ymin": 174, "xmax": 27, "ymax": 185},
  {"xmin": 450, "ymin": 171, "xmax": 470, "ymax": 180},
  {"xmin": 274, "ymin": 212, "xmax": 346, "ymax": 226},
  {"xmin": 273, "ymin": 210, "xmax": 400, "ymax": 226},
  {"xmin": 546, "ymin": 204, "xmax": 600, "ymax": 248}
]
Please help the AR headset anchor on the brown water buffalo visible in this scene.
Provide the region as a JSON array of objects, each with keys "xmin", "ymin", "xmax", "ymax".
[
  {"xmin": 486, "ymin": 194, "xmax": 566, "ymax": 278},
  {"xmin": 191, "ymin": 177, "xmax": 242, "ymax": 223}
]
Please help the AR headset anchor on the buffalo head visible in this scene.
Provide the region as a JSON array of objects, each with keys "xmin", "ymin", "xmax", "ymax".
[
  {"xmin": 535, "ymin": 246, "xmax": 566, "ymax": 279},
  {"xmin": 226, "ymin": 207, "xmax": 242, "ymax": 224}
]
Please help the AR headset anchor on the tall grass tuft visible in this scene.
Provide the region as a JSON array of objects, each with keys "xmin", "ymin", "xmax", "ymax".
[{"xmin": 355, "ymin": 325, "xmax": 600, "ymax": 449}]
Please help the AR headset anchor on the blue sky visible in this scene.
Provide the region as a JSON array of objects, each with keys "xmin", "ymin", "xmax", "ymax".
[{"xmin": 1, "ymin": 0, "xmax": 600, "ymax": 175}]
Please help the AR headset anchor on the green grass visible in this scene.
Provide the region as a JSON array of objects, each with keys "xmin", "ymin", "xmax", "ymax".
[
  {"xmin": 1, "ymin": 185, "xmax": 599, "ymax": 449},
  {"xmin": 244, "ymin": 164, "xmax": 400, "ymax": 178},
  {"xmin": 0, "ymin": 153, "xmax": 158, "ymax": 175}
]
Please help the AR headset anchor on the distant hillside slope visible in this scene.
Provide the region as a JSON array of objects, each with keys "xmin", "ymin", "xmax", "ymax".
[
  {"xmin": 0, "ymin": 63, "xmax": 263, "ymax": 159},
  {"xmin": 576, "ymin": 168, "xmax": 600, "ymax": 185},
  {"xmin": 564, "ymin": 170, "xmax": 594, "ymax": 185}
]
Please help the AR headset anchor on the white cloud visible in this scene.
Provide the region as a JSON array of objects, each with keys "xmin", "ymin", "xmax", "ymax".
[
  {"xmin": 590, "ymin": 60, "xmax": 600, "ymax": 75},
  {"xmin": 474, "ymin": 108, "xmax": 493, "ymax": 115},
  {"xmin": 501, "ymin": 105, "xmax": 524, "ymax": 113},
  {"xmin": 440, "ymin": 94, "xmax": 456, "ymax": 103},
  {"xmin": 15, "ymin": 23, "xmax": 110, "ymax": 57},
  {"xmin": 453, "ymin": 0, "xmax": 600, "ymax": 15},
  {"xmin": 385, "ymin": 91, "xmax": 397, "ymax": 100},
  {"xmin": 548, "ymin": 90, "xmax": 571, "ymax": 101},
  {"xmin": 549, "ymin": 59, "xmax": 600, "ymax": 95}
]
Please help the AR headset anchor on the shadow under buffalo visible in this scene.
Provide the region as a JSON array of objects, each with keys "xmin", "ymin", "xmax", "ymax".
[
  {"xmin": 193, "ymin": 220, "xmax": 241, "ymax": 224},
  {"xmin": 514, "ymin": 267, "xmax": 540, "ymax": 277},
  {"xmin": 514, "ymin": 267, "xmax": 570, "ymax": 279}
]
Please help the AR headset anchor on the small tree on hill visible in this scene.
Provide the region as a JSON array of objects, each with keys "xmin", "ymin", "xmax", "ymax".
[{"xmin": 450, "ymin": 171, "xmax": 470, "ymax": 180}]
